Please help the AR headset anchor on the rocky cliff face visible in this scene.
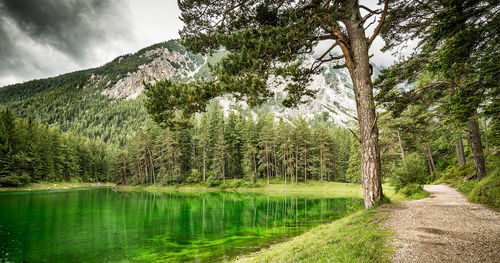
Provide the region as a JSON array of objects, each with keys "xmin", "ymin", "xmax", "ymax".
[
  {"xmin": 91, "ymin": 40, "xmax": 359, "ymax": 126},
  {"xmin": 97, "ymin": 47, "xmax": 205, "ymax": 100}
]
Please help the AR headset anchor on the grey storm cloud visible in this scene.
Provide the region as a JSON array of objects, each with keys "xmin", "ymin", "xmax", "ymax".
[{"xmin": 0, "ymin": 0, "xmax": 133, "ymax": 85}]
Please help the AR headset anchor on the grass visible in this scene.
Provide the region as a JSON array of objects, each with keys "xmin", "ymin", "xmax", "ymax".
[
  {"xmin": 117, "ymin": 180, "xmax": 364, "ymax": 198},
  {"xmin": 234, "ymin": 209, "xmax": 392, "ymax": 263},
  {"xmin": 0, "ymin": 181, "xmax": 114, "ymax": 192},
  {"xmin": 233, "ymin": 183, "xmax": 413, "ymax": 263},
  {"xmin": 441, "ymin": 154, "xmax": 500, "ymax": 211}
]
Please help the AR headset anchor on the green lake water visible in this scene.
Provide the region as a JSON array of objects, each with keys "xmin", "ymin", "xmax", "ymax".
[{"xmin": 0, "ymin": 187, "xmax": 363, "ymax": 262}]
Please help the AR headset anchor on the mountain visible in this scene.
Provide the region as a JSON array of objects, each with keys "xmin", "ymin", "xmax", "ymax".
[{"xmin": 0, "ymin": 40, "xmax": 366, "ymax": 146}]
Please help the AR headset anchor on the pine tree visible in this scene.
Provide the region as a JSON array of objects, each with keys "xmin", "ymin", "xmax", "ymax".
[{"xmin": 145, "ymin": 0, "xmax": 390, "ymax": 208}]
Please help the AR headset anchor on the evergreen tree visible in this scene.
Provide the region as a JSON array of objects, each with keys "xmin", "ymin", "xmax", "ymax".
[{"xmin": 145, "ymin": 0, "xmax": 390, "ymax": 208}]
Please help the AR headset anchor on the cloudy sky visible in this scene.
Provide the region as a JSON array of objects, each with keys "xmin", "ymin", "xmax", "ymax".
[{"xmin": 0, "ymin": 0, "xmax": 395, "ymax": 87}]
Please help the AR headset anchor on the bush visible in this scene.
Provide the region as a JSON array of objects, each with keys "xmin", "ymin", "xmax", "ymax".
[
  {"xmin": 206, "ymin": 171, "xmax": 220, "ymax": 187},
  {"xmin": 391, "ymin": 153, "xmax": 428, "ymax": 191},
  {"xmin": 0, "ymin": 173, "xmax": 30, "ymax": 186},
  {"xmin": 400, "ymin": 183, "xmax": 423, "ymax": 196},
  {"xmin": 185, "ymin": 169, "xmax": 201, "ymax": 184},
  {"xmin": 243, "ymin": 172, "xmax": 257, "ymax": 184},
  {"xmin": 228, "ymin": 179, "xmax": 244, "ymax": 188}
]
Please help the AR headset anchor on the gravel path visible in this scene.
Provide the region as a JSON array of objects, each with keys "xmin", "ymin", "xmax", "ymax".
[{"xmin": 386, "ymin": 184, "xmax": 500, "ymax": 263}]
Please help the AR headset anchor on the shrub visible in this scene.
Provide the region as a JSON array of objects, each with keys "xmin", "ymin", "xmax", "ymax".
[
  {"xmin": 0, "ymin": 173, "xmax": 30, "ymax": 186},
  {"xmin": 228, "ymin": 179, "xmax": 245, "ymax": 188},
  {"xmin": 400, "ymin": 183, "xmax": 423, "ymax": 197},
  {"xmin": 391, "ymin": 153, "xmax": 428, "ymax": 191},
  {"xmin": 206, "ymin": 171, "xmax": 220, "ymax": 187},
  {"xmin": 185, "ymin": 169, "xmax": 201, "ymax": 184}
]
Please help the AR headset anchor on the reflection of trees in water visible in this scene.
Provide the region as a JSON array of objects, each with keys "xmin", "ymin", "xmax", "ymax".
[{"xmin": 120, "ymin": 190, "xmax": 361, "ymax": 235}]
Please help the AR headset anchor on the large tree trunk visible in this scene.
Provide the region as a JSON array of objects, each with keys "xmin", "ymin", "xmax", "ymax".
[
  {"xmin": 467, "ymin": 118, "xmax": 486, "ymax": 181},
  {"xmin": 345, "ymin": 15, "xmax": 383, "ymax": 209}
]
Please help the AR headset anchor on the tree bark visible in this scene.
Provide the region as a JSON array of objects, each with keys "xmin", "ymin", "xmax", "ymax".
[
  {"xmin": 484, "ymin": 119, "xmax": 489, "ymax": 153},
  {"xmin": 344, "ymin": 14, "xmax": 383, "ymax": 209},
  {"xmin": 397, "ymin": 130, "xmax": 406, "ymax": 167},
  {"xmin": 320, "ymin": 139, "xmax": 324, "ymax": 182},
  {"xmin": 467, "ymin": 118, "xmax": 486, "ymax": 181},
  {"xmin": 202, "ymin": 148, "xmax": 206, "ymax": 181},
  {"xmin": 426, "ymin": 145, "xmax": 438, "ymax": 177},
  {"xmin": 304, "ymin": 142, "xmax": 307, "ymax": 183},
  {"xmin": 455, "ymin": 135, "xmax": 466, "ymax": 167}
]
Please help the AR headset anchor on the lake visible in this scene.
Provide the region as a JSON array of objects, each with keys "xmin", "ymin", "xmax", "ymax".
[{"xmin": 0, "ymin": 187, "xmax": 363, "ymax": 262}]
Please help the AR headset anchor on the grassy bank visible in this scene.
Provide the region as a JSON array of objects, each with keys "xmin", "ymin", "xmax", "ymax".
[
  {"xmin": 116, "ymin": 180, "xmax": 364, "ymax": 198},
  {"xmin": 233, "ymin": 184, "xmax": 410, "ymax": 263},
  {"xmin": 0, "ymin": 181, "xmax": 115, "ymax": 192},
  {"xmin": 234, "ymin": 209, "xmax": 391, "ymax": 263},
  {"xmin": 438, "ymin": 154, "xmax": 500, "ymax": 211}
]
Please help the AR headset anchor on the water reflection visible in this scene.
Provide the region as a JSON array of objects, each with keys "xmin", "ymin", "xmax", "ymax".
[{"xmin": 0, "ymin": 188, "xmax": 363, "ymax": 262}]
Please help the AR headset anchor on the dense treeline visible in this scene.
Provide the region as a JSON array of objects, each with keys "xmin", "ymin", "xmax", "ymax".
[
  {"xmin": 0, "ymin": 109, "xmax": 111, "ymax": 186},
  {"xmin": 112, "ymin": 101, "xmax": 357, "ymax": 186}
]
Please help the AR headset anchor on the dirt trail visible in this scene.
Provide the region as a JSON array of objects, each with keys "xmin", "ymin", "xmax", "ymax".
[{"xmin": 386, "ymin": 184, "xmax": 500, "ymax": 263}]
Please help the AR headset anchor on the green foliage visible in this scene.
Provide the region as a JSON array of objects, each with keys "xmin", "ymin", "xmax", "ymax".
[
  {"xmin": 205, "ymin": 171, "xmax": 220, "ymax": 187},
  {"xmin": 391, "ymin": 154, "xmax": 428, "ymax": 191},
  {"xmin": 345, "ymin": 140, "xmax": 361, "ymax": 183},
  {"xmin": 468, "ymin": 169, "xmax": 500, "ymax": 210},
  {"xmin": 118, "ymin": 102, "xmax": 354, "ymax": 187},
  {"xmin": 146, "ymin": 1, "xmax": 390, "ymax": 130},
  {"xmin": 186, "ymin": 169, "xmax": 201, "ymax": 184},
  {"xmin": 399, "ymin": 183, "xmax": 427, "ymax": 198},
  {"xmin": 0, "ymin": 109, "xmax": 111, "ymax": 186}
]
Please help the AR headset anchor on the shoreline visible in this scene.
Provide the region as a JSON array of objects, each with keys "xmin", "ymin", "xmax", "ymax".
[
  {"xmin": 0, "ymin": 182, "xmax": 115, "ymax": 192},
  {"xmin": 113, "ymin": 180, "xmax": 365, "ymax": 198}
]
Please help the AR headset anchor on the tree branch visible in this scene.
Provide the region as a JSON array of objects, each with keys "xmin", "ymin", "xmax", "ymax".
[
  {"xmin": 318, "ymin": 34, "xmax": 335, "ymax": 40},
  {"xmin": 348, "ymin": 128, "xmax": 361, "ymax": 143},
  {"xmin": 368, "ymin": 0, "xmax": 389, "ymax": 46},
  {"xmin": 216, "ymin": 0, "xmax": 248, "ymax": 27},
  {"xmin": 316, "ymin": 42, "xmax": 339, "ymax": 61},
  {"xmin": 301, "ymin": 3, "xmax": 319, "ymax": 11},
  {"xmin": 359, "ymin": 5, "xmax": 382, "ymax": 14},
  {"xmin": 321, "ymin": 0, "xmax": 332, "ymax": 8}
]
